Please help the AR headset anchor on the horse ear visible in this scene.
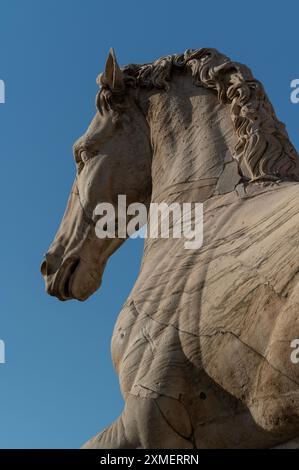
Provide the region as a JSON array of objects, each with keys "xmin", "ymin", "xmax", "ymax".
[{"xmin": 103, "ymin": 48, "xmax": 124, "ymax": 92}]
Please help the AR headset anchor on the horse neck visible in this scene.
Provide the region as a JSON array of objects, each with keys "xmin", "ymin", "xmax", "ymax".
[{"xmin": 146, "ymin": 74, "xmax": 240, "ymax": 205}]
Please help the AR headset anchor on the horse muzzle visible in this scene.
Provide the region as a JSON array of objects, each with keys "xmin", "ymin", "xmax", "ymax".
[{"xmin": 41, "ymin": 255, "xmax": 82, "ymax": 301}]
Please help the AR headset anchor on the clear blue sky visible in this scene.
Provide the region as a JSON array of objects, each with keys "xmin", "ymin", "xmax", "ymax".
[{"xmin": 0, "ymin": 0, "xmax": 299, "ymax": 448}]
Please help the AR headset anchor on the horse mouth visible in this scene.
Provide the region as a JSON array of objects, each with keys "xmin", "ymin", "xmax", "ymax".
[{"xmin": 55, "ymin": 257, "xmax": 80, "ymax": 301}]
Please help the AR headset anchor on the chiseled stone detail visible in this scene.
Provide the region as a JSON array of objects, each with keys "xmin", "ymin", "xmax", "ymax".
[
  {"xmin": 214, "ymin": 160, "xmax": 241, "ymax": 195},
  {"xmin": 42, "ymin": 48, "xmax": 299, "ymax": 449}
]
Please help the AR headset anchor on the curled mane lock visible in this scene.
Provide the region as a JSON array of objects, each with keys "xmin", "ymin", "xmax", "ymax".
[{"xmin": 99, "ymin": 48, "xmax": 299, "ymax": 183}]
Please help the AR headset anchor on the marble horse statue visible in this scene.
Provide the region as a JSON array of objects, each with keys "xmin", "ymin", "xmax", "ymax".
[{"xmin": 41, "ymin": 48, "xmax": 299, "ymax": 448}]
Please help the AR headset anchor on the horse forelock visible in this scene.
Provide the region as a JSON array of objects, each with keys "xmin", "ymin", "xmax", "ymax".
[{"xmin": 99, "ymin": 48, "xmax": 299, "ymax": 183}]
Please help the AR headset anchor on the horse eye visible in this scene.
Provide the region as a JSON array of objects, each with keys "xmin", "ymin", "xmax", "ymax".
[{"xmin": 80, "ymin": 151, "xmax": 89, "ymax": 163}]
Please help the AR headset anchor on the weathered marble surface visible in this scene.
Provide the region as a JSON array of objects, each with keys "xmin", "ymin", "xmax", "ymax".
[{"xmin": 41, "ymin": 48, "xmax": 299, "ymax": 448}]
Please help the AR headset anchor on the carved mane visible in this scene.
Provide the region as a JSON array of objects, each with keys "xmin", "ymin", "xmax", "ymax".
[{"xmin": 99, "ymin": 48, "xmax": 299, "ymax": 183}]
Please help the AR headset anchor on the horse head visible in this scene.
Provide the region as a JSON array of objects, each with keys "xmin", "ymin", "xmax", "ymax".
[{"xmin": 41, "ymin": 49, "xmax": 152, "ymax": 301}]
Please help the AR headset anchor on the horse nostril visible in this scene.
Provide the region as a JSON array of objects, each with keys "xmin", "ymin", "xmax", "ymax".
[
  {"xmin": 41, "ymin": 252, "xmax": 63, "ymax": 276},
  {"xmin": 40, "ymin": 259, "xmax": 47, "ymax": 276},
  {"xmin": 41, "ymin": 253, "xmax": 56, "ymax": 277}
]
